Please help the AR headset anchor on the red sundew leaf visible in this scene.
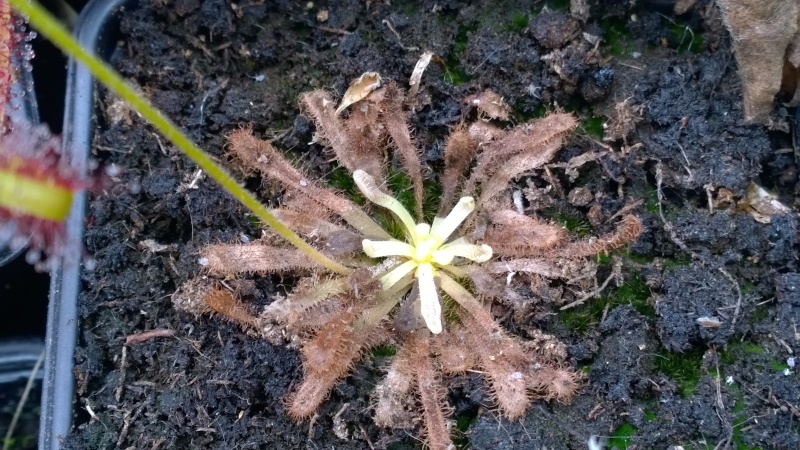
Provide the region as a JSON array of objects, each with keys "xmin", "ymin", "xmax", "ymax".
[{"xmin": 0, "ymin": 122, "xmax": 86, "ymax": 270}]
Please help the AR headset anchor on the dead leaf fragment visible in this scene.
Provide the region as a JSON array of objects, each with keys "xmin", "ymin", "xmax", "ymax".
[
  {"xmin": 335, "ymin": 72, "xmax": 382, "ymax": 116},
  {"xmin": 739, "ymin": 182, "xmax": 792, "ymax": 223},
  {"xmin": 465, "ymin": 89, "xmax": 511, "ymax": 121},
  {"xmin": 409, "ymin": 51, "xmax": 433, "ymax": 98},
  {"xmin": 696, "ymin": 316, "xmax": 723, "ymax": 328}
]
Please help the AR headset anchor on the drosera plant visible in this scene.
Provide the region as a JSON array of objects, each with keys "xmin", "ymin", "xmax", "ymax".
[
  {"xmin": 173, "ymin": 70, "xmax": 644, "ymax": 447},
  {"xmin": 14, "ymin": 1, "xmax": 644, "ymax": 447},
  {"xmin": 0, "ymin": 0, "xmax": 79, "ymax": 270}
]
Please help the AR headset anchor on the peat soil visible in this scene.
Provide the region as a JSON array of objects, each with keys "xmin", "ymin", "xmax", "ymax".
[{"xmin": 65, "ymin": 0, "xmax": 799, "ymax": 449}]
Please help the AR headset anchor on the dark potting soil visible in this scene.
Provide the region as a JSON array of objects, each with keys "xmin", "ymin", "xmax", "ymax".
[{"xmin": 65, "ymin": 1, "xmax": 799, "ymax": 449}]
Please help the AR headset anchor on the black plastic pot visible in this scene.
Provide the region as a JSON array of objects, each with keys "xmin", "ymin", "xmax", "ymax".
[{"xmin": 38, "ymin": 0, "xmax": 129, "ymax": 447}]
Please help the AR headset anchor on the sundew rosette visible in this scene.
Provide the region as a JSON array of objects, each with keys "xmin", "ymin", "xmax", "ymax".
[{"xmin": 173, "ymin": 72, "xmax": 644, "ymax": 449}]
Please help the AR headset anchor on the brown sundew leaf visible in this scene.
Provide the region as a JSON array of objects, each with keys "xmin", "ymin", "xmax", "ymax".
[
  {"xmin": 438, "ymin": 124, "xmax": 478, "ymax": 215},
  {"xmin": 202, "ymin": 244, "xmax": 322, "ymax": 275},
  {"xmin": 202, "ymin": 288, "xmax": 260, "ymax": 330},
  {"xmin": 382, "ymin": 83, "xmax": 425, "ymax": 221},
  {"xmin": 301, "ymin": 89, "xmax": 385, "ymax": 181},
  {"xmin": 227, "ymin": 126, "xmax": 390, "ymax": 239},
  {"xmin": 335, "ymin": 72, "xmax": 382, "ymax": 117},
  {"xmin": 483, "ymin": 209, "xmax": 567, "ymax": 257},
  {"xmin": 555, "ymin": 214, "xmax": 643, "ymax": 257}
]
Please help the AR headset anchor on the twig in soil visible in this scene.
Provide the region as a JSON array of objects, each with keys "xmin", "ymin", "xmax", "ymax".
[
  {"xmin": 359, "ymin": 424, "xmax": 375, "ymax": 450},
  {"xmin": 468, "ymin": 45, "xmax": 510, "ymax": 75},
  {"xmin": 712, "ymin": 355, "xmax": 734, "ymax": 450},
  {"xmin": 194, "ymin": 79, "xmax": 228, "ymax": 128},
  {"xmin": 314, "ymin": 25, "xmax": 352, "ymax": 35},
  {"xmin": 124, "ymin": 328, "xmax": 176, "ymax": 345},
  {"xmin": 116, "ymin": 402, "xmax": 145, "ymax": 448},
  {"xmin": 771, "ymin": 335, "xmax": 793, "ymax": 354},
  {"xmin": 586, "ymin": 403, "xmax": 605, "ymax": 420},
  {"xmin": 2, "ymin": 350, "xmax": 44, "ymax": 450},
  {"xmin": 381, "ymin": 19, "xmax": 419, "ymax": 51},
  {"xmin": 560, "ymin": 258, "xmax": 621, "ymax": 310},
  {"xmin": 307, "ymin": 412, "xmax": 319, "ymax": 445},
  {"xmin": 676, "ymin": 143, "xmax": 694, "ymax": 181},
  {"xmin": 655, "ymin": 162, "xmax": 743, "ymax": 330},
  {"xmin": 605, "ymin": 199, "xmax": 644, "ymax": 224},
  {"xmin": 115, "ymin": 346, "xmax": 127, "ymax": 402},
  {"xmin": 617, "ymin": 61, "xmax": 644, "ymax": 70}
]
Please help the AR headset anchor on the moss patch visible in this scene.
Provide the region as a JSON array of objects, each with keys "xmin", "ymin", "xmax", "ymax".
[
  {"xmin": 656, "ymin": 346, "xmax": 705, "ymax": 397},
  {"xmin": 608, "ymin": 422, "xmax": 637, "ymax": 449}
]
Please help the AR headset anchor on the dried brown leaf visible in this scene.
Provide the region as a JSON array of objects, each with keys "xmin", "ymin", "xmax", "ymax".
[
  {"xmin": 335, "ymin": 71, "xmax": 382, "ymax": 116},
  {"xmin": 483, "ymin": 209, "xmax": 567, "ymax": 257}
]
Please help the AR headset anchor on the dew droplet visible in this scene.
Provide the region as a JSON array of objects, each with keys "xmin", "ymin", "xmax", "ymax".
[
  {"xmin": 25, "ymin": 249, "xmax": 40, "ymax": 264},
  {"xmin": 83, "ymin": 256, "xmax": 97, "ymax": 271}
]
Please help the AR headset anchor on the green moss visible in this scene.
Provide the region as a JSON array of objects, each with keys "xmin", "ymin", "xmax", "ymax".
[
  {"xmin": 444, "ymin": 23, "xmax": 478, "ymax": 85},
  {"xmin": 327, "ymin": 166, "xmax": 365, "ymax": 205},
  {"xmin": 513, "ymin": 100, "xmax": 550, "ymax": 121},
  {"xmin": 246, "ymin": 214, "xmax": 262, "ymax": 229},
  {"xmin": 749, "ymin": 304, "xmax": 769, "ymax": 324},
  {"xmin": 600, "ymin": 17, "xmax": 634, "ymax": 56},
  {"xmin": 453, "ymin": 23, "xmax": 476, "ymax": 56},
  {"xmin": 728, "ymin": 384, "xmax": 763, "ymax": 450},
  {"xmin": 453, "ymin": 408, "xmax": 479, "ymax": 448},
  {"xmin": 643, "ymin": 184, "xmax": 660, "ymax": 214},
  {"xmin": 395, "ymin": 0, "xmax": 419, "ymax": 15},
  {"xmin": 559, "ymin": 274, "xmax": 654, "ymax": 334},
  {"xmin": 508, "ymin": 12, "xmax": 529, "ymax": 33},
  {"xmin": 444, "ymin": 65, "xmax": 470, "ymax": 86},
  {"xmin": 771, "ymin": 359, "xmax": 790, "ymax": 372},
  {"xmin": 656, "ymin": 346, "xmax": 705, "ymax": 397},
  {"xmin": 327, "ymin": 167, "xmax": 442, "ymax": 240},
  {"xmin": 582, "ymin": 116, "xmax": 605, "ymax": 140},
  {"xmin": 667, "ymin": 23, "xmax": 704, "ymax": 54},
  {"xmin": 372, "ymin": 344, "xmax": 397, "ymax": 358},
  {"xmin": 608, "ymin": 422, "xmax": 637, "ymax": 450},
  {"xmin": 625, "ymin": 251, "xmax": 656, "ymax": 265},
  {"xmin": 385, "ymin": 170, "xmax": 442, "ymax": 224},
  {"xmin": 742, "ymin": 343, "xmax": 766, "ymax": 355},
  {"xmin": 543, "ymin": 208, "xmax": 593, "ymax": 237},
  {"xmin": 559, "ymin": 301, "xmax": 604, "ymax": 334},
  {"xmin": 644, "ymin": 408, "xmax": 656, "ymax": 421},
  {"xmin": 614, "ymin": 275, "xmax": 656, "ymax": 318},
  {"xmin": 662, "ymin": 255, "xmax": 692, "ymax": 269},
  {"xmin": 546, "ymin": 0, "xmax": 570, "ymax": 12},
  {"xmin": 740, "ymin": 281, "xmax": 755, "ymax": 295},
  {"xmin": 455, "ymin": 412, "xmax": 476, "ymax": 431}
]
